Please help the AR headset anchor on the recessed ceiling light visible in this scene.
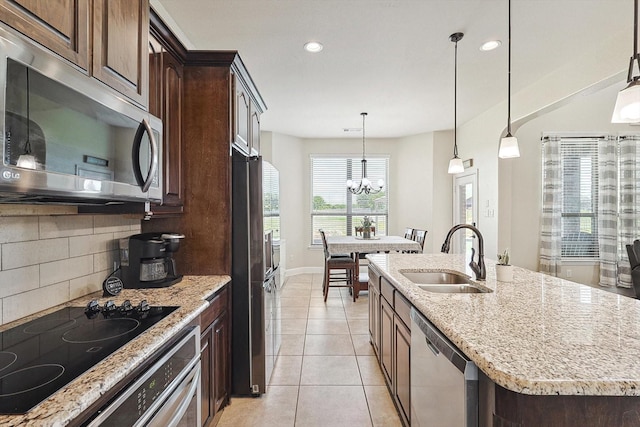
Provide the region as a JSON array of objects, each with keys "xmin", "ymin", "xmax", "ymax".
[
  {"xmin": 304, "ymin": 41, "xmax": 324, "ymax": 53},
  {"xmin": 480, "ymin": 40, "xmax": 502, "ymax": 51}
]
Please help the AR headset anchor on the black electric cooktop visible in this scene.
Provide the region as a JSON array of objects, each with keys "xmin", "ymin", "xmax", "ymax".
[{"xmin": 0, "ymin": 301, "xmax": 177, "ymax": 414}]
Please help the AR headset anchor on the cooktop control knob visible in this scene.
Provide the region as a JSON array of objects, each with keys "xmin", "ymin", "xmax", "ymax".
[
  {"xmin": 84, "ymin": 300, "xmax": 101, "ymax": 319},
  {"xmin": 136, "ymin": 300, "xmax": 150, "ymax": 318},
  {"xmin": 103, "ymin": 300, "xmax": 117, "ymax": 316},
  {"xmin": 119, "ymin": 299, "xmax": 133, "ymax": 314}
]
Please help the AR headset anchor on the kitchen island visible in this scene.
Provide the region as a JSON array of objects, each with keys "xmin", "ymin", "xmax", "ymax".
[
  {"xmin": 0, "ymin": 275, "xmax": 230, "ymax": 427},
  {"xmin": 368, "ymin": 253, "xmax": 640, "ymax": 426}
]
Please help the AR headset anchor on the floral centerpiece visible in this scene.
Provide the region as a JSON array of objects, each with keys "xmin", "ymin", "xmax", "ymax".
[{"xmin": 361, "ymin": 216, "xmax": 374, "ymax": 239}]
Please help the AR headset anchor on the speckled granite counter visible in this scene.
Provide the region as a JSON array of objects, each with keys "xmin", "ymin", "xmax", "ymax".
[
  {"xmin": 0, "ymin": 275, "xmax": 230, "ymax": 427},
  {"xmin": 367, "ymin": 253, "xmax": 640, "ymax": 396}
]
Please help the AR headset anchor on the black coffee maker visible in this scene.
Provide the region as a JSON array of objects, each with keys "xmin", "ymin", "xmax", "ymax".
[{"xmin": 119, "ymin": 232, "xmax": 185, "ymax": 288}]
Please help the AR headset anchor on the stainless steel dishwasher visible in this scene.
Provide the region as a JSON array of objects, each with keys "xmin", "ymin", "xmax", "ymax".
[{"xmin": 410, "ymin": 308, "xmax": 478, "ymax": 427}]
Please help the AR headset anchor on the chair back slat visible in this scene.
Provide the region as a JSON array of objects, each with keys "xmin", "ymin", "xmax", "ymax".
[
  {"xmin": 412, "ymin": 229, "xmax": 427, "ymax": 250},
  {"xmin": 404, "ymin": 227, "xmax": 414, "ymax": 239}
]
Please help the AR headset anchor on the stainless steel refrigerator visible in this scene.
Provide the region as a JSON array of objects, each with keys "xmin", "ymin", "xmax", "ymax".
[{"xmin": 231, "ymin": 149, "xmax": 265, "ymax": 396}]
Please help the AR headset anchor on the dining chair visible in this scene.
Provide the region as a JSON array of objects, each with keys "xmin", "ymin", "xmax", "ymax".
[
  {"xmin": 319, "ymin": 229, "xmax": 357, "ymax": 302},
  {"xmin": 411, "ymin": 229, "xmax": 427, "ymax": 252},
  {"xmin": 404, "ymin": 227, "xmax": 414, "ymax": 239},
  {"xmin": 628, "ymin": 240, "xmax": 640, "ymax": 299}
]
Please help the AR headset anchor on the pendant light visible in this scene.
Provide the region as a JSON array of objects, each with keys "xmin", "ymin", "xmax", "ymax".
[
  {"xmin": 347, "ymin": 112, "xmax": 384, "ymax": 195},
  {"xmin": 16, "ymin": 68, "xmax": 36, "ymax": 170},
  {"xmin": 498, "ymin": 0, "xmax": 520, "ymax": 158},
  {"xmin": 612, "ymin": 0, "xmax": 640, "ymax": 123},
  {"xmin": 448, "ymin": 32, "xmax": 464, "ymax": 174}
]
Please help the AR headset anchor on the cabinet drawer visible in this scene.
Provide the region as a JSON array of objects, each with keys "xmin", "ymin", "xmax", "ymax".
[
  {"xmin": 201, "ymin": 285, "xmax": 229, "ymax": 328},
  {"xmin": 394, "ymin": 291, "xmax": 411, "ymax": 329},
  {"xmin": 381, "ymin": 277, "xmax": 394, "ymax": 303}
]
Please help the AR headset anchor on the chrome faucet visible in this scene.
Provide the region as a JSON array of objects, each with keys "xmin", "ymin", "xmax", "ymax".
[{"xmin": 441, "ymin": 224, "xmax": 486, "ymax": 281}]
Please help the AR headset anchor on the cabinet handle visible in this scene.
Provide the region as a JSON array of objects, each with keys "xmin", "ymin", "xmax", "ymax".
[
  {"xmin": 200, "ymin": 339, "xmax": 209, "ymax": 353},
  {"xmin": 425, "ymin": 337, "xmax": 440, "ymax": 356}
]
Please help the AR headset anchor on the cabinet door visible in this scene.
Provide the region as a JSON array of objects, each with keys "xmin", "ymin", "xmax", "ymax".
[
  {"xmin": 369, "ymin": 282, "xmax": 380, "ymax": 358},
  {"xmin": 0, "ymin": 0, "xmax": 89, "ymax": 70},
  {"xmin": 92, "ymin": 0, "xmax": 149, "ymax": 107},
  {"xmin": 380, "ymin": 296, "xmax": 394, "ymax": 387},
  {"xmin": 160, "ymin": 50, "xmax": 184, "ymax": 207},
  {"xmin": 212, "ymin": 309, "xmax": 230, "ymax": 413},
  {"xmin": 148, "ymin": 34, "xmax": 163, "ymax": 118},
  {"xmin": 250, "ymin": 104, "xmax": 260, "ymax": 155},
  {"xmin": 394, "ymin": 316, "xmax": 411, "ymax": 426},
  {"xmin": 234, "ymin": 76, "xmax": 250, "ymax": 154},
  {"xmin": 200, "ymin": 324, "xmax": 214, "ymax": 427}
]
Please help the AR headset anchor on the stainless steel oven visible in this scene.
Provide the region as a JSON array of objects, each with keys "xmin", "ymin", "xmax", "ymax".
[{"xmin": 85, "ymin": 326, "xmax": 201, "ymax": 427}]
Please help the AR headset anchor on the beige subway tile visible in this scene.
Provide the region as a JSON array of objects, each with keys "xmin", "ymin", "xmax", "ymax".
[
  {"xmin": 69, "ymin": 233, "xmax": 116, "ymax": 257},
  {"xmin": 3, "ymin": 281, "xmax": 69, "ymax": 323},
  {"xmin": 94, "ymin": 215, "xmax": 140, "ymax": 233},
  {"xmin": 93, "ymin": 250, "xmax": 118, "ymax": 273},
  {"xmin": 39, "ymin": 216, "xmax": 93, "ymax": 239},
  {"xmin": 40, "ymin": 256, "xmax": 93, "ymax": 287},
  {"xmin": 2, "ymin": 238, "xmax": 69, "ymax": 270},
  {"xmin": 70, "ymin": 272, "xmax": 105, "ymax": 300},
  {"xmin": 0, "ymin": 217, "xmax": 39, "ymax": 243},
  {"xmin": 0, "ymin": 266, "xmax": 39, "ymax": 298}
]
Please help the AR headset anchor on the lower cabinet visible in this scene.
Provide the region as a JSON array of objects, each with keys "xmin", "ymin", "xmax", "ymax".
[
  {"xmin": 369, "ymin": 266, "xmax": 411, "ymax": 427},
  {"xmin": 200, "ymin": 285, "xmax": 230, "ymax": 427},
  {"xmin": 394, "ymin": 305, "xmax": 411, "ymax": 427},
  {"xmin": 380, "ymin": 296, "xmax": 394, "ymax": 387}
]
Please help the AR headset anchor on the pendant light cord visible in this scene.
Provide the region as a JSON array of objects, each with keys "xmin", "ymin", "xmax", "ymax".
[
  {"xmin": 634, "ymin": 0, "xmax": 639, "ymax": 80},
  {"xmin": 361, "ymin": 112, "xmax": 367, "ymax": 160},
  {"xmin": 454, "ymin": 37, "xmax": 458, "ymax": 157},
  {"xmin": 507, "ymin": 0, "xmax": 512, "ymax": 135}
]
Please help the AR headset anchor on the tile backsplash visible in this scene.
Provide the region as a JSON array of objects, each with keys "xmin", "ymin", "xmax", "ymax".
[{"xmin": 0, "ymin": 214, "xmax": 140, "ymax": 324}]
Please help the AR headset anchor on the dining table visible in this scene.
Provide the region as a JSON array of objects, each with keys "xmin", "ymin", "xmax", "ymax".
[{"xmin": 325, "ymin": 235, "xmax": 422, "ymax": 298}]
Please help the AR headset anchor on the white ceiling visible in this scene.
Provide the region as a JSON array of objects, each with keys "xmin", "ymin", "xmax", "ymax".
[{"xmin": 153, "ymin": 0, "xmax": 630, "ymax": 139}]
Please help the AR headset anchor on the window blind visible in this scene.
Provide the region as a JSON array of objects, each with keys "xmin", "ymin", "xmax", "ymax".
[
  {"xmin": 559, "ymin": 139, "xmax": 599, "ymax": 258},
  {"xmin": 310, "ymin": 156, "xmax": 389, "ymax": 244}
]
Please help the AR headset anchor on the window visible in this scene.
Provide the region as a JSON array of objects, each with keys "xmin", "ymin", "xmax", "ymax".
[
  {"xmin": 311, "ymin": 155, "xmax": 389, "ymax": 244},
  {"xmin": 543, "ymin": 137, "xmax": 600, "ymax": 259}
]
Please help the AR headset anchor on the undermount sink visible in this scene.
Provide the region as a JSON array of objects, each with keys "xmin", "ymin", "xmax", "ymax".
[
  {"xmin": 416, "ymin": 284, "xmax": 486, "ymax": 293},
  {"xmin": 401, "ymin": 271, "xmax": 492, "ymax": 293},
  {"xmin": 402, "ymin": 271, "xmax": 472, "ymax": 285}
]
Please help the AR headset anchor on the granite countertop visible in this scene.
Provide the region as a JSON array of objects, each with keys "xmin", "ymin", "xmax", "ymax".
[
  {"xmin": 367, "ymin": 253, "xmax": 640, "ymax": 396},
  {"xmin": 0, "ymin": 275, "xmax": 230, "ymax": 427}
]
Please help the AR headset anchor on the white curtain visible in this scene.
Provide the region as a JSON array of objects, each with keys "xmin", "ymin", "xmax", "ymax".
[
  {"xmin": 618, "ymin": 135, "xmax": 640, "ymax": 287},
  {"xmin": 539, "ymin": 136, "xmax": 562, "ymax": 276},
  {"xmin": 597, "ymin": 137, "xmax": 618, "ymax": 287}
]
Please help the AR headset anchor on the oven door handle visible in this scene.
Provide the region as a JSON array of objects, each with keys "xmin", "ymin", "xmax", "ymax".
[{"xmin": 147, "ymin": 363, "xmax": 201, "ymax": 427}]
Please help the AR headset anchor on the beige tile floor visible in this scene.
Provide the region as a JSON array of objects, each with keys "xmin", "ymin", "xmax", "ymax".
[{"xmin": 217, "ymin": 273, "xmax": 403, "ymax": 427}]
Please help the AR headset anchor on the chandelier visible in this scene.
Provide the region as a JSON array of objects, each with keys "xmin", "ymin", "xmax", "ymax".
[{"xmin": 346, "ymin": 112, "xmax": 384, "ymax": 195}]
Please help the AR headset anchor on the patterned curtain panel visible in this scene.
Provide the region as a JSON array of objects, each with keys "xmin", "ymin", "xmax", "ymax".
[
  {"xmin": 540, "ymin": 136, "xmax": 562, "ymax": 276},
  {"xmin": 618, "ymin": 135, "xmax": 640, "ymax": 288},
  {"xmin": 598, "ymin": 137, "xmax": 618, "ymax": 287}
]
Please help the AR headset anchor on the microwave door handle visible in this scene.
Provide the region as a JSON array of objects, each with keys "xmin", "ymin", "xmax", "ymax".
[{"xmin": 132, "ymin": 118, "xmax": 159, "ymax": 193}]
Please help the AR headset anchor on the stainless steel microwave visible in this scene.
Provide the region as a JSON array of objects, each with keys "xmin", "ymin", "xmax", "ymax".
[{"xmin": 0, "ymin": 24, "xmax": 162, "ymax": 205}]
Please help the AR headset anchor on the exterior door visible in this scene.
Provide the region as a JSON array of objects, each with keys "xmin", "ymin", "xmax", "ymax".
[{"xmin": 452, "ymin": 169, "xmax": 478, "ymax": 254}]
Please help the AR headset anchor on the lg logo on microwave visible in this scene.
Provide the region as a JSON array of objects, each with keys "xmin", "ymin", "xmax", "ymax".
[{"xmin": 2, "ymin": 170, "xmax": 20, "ymax": 180}]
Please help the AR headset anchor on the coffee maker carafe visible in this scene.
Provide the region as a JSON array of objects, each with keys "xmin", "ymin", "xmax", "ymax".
[{"xmin": 119, "ymin": 232, "xmax": 185, "ymax": 288}]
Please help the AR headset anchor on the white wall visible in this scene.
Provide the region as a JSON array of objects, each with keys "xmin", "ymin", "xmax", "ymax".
[
  {"xmin": 506, "ymin": 82, "xmax": 637, "ymax": 286},
  {"xmin": 458, "ymin": 23, "xmax": 628, "ymax": 266},
  {"xmin": 263, "ymin": 130, "xmax": 452, "ymax": 272}
]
